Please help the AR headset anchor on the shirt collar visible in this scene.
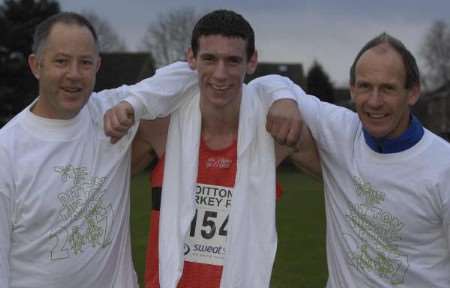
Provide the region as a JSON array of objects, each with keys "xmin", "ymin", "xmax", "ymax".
[{"xmin": 363, "ymin": 114, "xmax": 424, "ymax": 154}]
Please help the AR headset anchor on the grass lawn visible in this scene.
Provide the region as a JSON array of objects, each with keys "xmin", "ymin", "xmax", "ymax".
[{"xmin": 130, "ymin": 168, "xmax": 328, "ymax": 287}]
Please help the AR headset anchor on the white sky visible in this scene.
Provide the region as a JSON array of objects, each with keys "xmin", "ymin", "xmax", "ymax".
[{"xmin": 4, "ymin": 0, "xmax": 449, "ymax": 86}]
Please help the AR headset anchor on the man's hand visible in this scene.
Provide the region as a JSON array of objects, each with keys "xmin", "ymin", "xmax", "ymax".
[
  {"xmin": 104, "ymin": 101, "xmax": 135, "ymax": 144},
  {"xmin": 266, "ymin": 99, "xmax": 303, "ymax": 147}
]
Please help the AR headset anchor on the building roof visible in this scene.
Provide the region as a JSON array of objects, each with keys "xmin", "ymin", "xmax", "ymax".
[
  {"xmin": 94, "ymin": 52, "xmax": 155, "ymax": 91},
  {"xmin": 245, "ymin": 62, "xmax": 305, "ymax": 86}
]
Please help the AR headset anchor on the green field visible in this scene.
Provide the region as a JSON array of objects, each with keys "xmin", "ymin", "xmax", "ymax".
[{"xmin": 130, "ymin": 169, "xmax": 328, "ymax": 287}]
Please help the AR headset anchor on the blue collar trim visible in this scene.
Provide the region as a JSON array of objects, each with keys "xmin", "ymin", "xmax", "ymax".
[{"xmin": 363, "ymin": 115, "xmax": 424, "ymax": 154}]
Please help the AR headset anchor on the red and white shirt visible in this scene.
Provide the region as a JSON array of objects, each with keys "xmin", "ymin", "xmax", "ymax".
[{"xmin": 145, "ymin": 136, "xmax": 281, "ymax": 288}]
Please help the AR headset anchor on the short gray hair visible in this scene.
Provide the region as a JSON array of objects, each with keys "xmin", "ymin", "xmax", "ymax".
[
  {"xmin": 32, "ymin": 12, "xmax": 99, "ymax": 56},
  {"xmin": 349, "ymin": 33, "xmax": 420, "ymax": 89}
]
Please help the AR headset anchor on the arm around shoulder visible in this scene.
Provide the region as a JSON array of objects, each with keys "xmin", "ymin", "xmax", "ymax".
[
  {"xmin": 103, "ymin": 62, "xmax": 198, "ymax": 142},
  {"xmin": 123, "ymin": 62, "xmax": 199, "ymax": 121},
  {"xmin": 249, "ymin": 74, "xmax": 303, "ymax": 106}
]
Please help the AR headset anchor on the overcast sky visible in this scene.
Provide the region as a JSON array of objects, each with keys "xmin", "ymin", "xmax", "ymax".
[{"xmin": 6, "ymin": 0, "xmax": 449, "ymax": 86}]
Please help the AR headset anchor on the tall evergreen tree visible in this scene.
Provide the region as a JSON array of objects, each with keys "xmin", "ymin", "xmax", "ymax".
[
  {"xmin": 306, "ymin": 61, "xmax": 334, "ymax": 103},
  {"xmin": 0, "ymin": 0, "xmax": 60, "ymax": 126}
]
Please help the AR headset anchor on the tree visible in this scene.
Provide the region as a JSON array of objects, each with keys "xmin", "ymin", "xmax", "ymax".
[
  {"xmin": 420, "ymin": 20, "xmax": 450, "ymax": 91},
  {"xmin": 81, "ymin": 10, "xmax": 127, "ymax": 52},
  {"xmin": 1, "ymin": 0, "xmax": 59, "ymax": 56},
  {"xmin": 140, "ymin": 7, "xmax": 201, "ymax": 67},
  {"xmin": 306, "ymin": 61, "xmax": 334, "ymax": 103},
  {"xmin": 0, "ymin": 0, "xmax": 60, "ymax": 126}
]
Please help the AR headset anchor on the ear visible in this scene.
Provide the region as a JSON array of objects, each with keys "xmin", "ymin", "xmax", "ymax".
[
  {"xmin": 28, "ymin": 54, "xmax": 40, "ymax": 79},
  {"xmin": 407, "ymin": 83, "xmax": 421, "ymax": 106},
  {"xmin": 95, "ymin": 56, "xmax": 102, "ymax": 73},
  {"xmin": 349, "ymin": 82, "xmax": 356, "ymax": 102},
  {"xmin": 186, "ymin": 48, "xmax": 196, "ymax": 70},
  {"xmin": 246, "ymin": 50, "xmax": 258, "ymax": 75}
]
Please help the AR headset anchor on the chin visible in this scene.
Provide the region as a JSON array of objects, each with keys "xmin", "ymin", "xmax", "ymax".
[
  {"xmin": 206, "ymin": 96, "xmax": 228, "ymax": 107},
  {"xmin": 62, "ymin": 103, "xmax": 84, "ymax": 116},
  {"xmin": 367, "ymin": 128, "xmax": 390, "ymax": 139}
]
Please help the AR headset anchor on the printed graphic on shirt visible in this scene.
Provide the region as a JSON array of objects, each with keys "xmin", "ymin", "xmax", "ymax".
[
  {"xmin": 184, "ymin": 183, "xmax": 233, "ymax": 266},
  {"xmin": 344, "ymin": 176, "xmax": 408, "ymax": 285},
  {"xmin": 49, "ymin": 165, "xmax": 113, "ymax": 260}
]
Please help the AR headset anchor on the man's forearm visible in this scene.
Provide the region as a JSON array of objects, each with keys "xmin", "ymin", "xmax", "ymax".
[
  {"xmin": 249, "ymin": 74, "xmax": 302, "ymax": 107},
  {"xmin": 124, "ymin": 61, "xmax": 199, "ymax": 121}
]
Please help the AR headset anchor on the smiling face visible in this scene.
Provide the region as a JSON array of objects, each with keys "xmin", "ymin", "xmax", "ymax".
[
  {"xmin": 29, "ymin": 22, "xmax": 101, "ymax": 119},
  {"xmin": 187, "ymin": 35, "xmax": 257, "ymax": 112},
  {"xmin": 350, "ymin": 43, "xmax": 420, "ymax": 139}
]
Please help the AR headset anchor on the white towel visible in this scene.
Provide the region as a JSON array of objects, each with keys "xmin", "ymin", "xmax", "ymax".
[{"xmin": 159, "ymin": 84, "xmax": 277, "ymax": 288}]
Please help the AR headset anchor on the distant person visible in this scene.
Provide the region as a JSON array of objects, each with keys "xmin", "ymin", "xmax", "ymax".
[
  {"xmin": 274, "ymin": 33, "xmax": 450, "ymax": 288},
  {"xmin": 106, "ymin": 9, "xmax": 320, "ymax": 288}
]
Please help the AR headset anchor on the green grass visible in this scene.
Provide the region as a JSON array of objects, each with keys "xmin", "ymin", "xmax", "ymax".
[
  {"xmin": 130, "ymin": 171, "xmax": 152, "ymax": 285},
  {"xmin": 271, "ymin": 170, "xmax": 327, "ymax": 287},
  {"xmin": 130, "ymin": 169, "xmax": 328, "ymax": 287}
]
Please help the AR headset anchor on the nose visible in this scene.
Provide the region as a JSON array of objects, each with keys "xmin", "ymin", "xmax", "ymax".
[
  {"xmin": 212, "ymin": 61, "xmax": 227, "ymax": 80},
  {"xmin": 66, "ymin": 62, "xmax": 82, "ymax": 79},
  {"xmin": 367, "ymin": 88, "xmax": 383, "ymax": 108}
]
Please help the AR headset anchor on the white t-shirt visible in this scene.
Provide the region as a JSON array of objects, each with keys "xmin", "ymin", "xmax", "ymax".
[
  {"xmin": 0, "ymin": 89, "xmax": 140, "ymax": 287},
  {"xmin": 0, "ymin": 62, "xmax": 203, "ymax": 288},
  {"xmin": 293, "ymin": 87, "xmax": 450, "ymax": 288},
  {"xmin": 0, "ymin": 61, "xmax": 294, "ymax": 288}
]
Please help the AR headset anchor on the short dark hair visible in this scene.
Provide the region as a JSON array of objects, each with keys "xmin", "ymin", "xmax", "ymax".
[
  {"xmin": 349, "ymin": 33, "xmax": 420, "ymax": 89},
  {"xmin": 191, "ymin": 9, "xmax": 255, "ymax": 60},
  {"xmin": 32, "ymin": 12, "xmax": 98, "ymax": 56}
]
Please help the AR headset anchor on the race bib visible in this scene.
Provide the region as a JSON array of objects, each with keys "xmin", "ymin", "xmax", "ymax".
[{"xmin": 184, "ymin": 183, "xmax": 233, "ymax": 266}]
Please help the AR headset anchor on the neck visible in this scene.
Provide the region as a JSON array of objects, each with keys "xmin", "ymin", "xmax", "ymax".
[
  {"xmin": 363, "ymin": 114, "xmax": 424, "ymax": 153},
  {"xmin": 31, "ymin": 97, "xmax": 78, "ymax": 120},
  {"xmin": 200, "ymin": 103, "xmax": 239, "ymax": 150}
]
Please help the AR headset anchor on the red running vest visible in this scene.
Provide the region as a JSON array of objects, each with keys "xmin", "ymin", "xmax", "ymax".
[{"xmin": 144, "ymin": 136, "xmax": 282, "ymax": 288}]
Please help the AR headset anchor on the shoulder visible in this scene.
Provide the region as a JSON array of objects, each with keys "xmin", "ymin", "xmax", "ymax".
[
  {"xmin": 303, "ymin": 98, "xmax": 360, "ymax": 146},
  {"xmin": 241, "ymin": 84, "xmax": 268, "ymax": 113},
  {"xmin": 0, "ymin": 120, "xmax": 20, "ymax": 168},
  {"xmin": 414, "ymin": 130, "xmax": 450, "ymax": 185},
  {"xmin": 423, "ymin": 130, "xmax": 450, "ymax": 163},
  {"xmin": 0, "ymin": 109, "xmax": 27, "ymax": 148},
  {"xmin": 423, "ymin": 129, "xmax": 450, "ymax": 152}
]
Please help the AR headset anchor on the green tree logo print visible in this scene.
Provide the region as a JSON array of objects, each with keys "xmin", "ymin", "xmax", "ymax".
[
  {"xmin": 49, "ymin": 165, "xmax": 113, "ymax": 260},
  {"xmin": 344, "ymin": 176, "xmax": 409, "ymax": 285}
]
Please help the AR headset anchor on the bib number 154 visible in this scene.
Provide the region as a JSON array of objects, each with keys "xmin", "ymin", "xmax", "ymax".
[{"xmin": 189, "ymin": 209, "xmax": 228, "ymax": 240}]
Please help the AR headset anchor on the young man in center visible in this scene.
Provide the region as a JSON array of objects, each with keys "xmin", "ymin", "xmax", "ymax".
[{"xmin": 129, "ymin": 10, "xmax": 319, "ymax": 288}]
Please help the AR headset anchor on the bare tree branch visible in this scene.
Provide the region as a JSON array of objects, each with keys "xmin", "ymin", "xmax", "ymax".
[
  {"xmin": 420, "ymin": 20, "xmax": 450, "ymax": 91},
  {"xmin": 139, "ymin": 7, "xmax": 201, "ymax": 67},
  {"xmin": 82, "ymin": 10, "xmax": 127, "ymax": 52}
]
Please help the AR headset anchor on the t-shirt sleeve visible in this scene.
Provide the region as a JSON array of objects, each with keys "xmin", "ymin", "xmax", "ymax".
[
  {"xmin": 247, "ymin": 75, "xmax": 299, "ymax": 108},
  {"xmin": 286, "ymin": 80, "xmax": 359, "ymax": 156},
  {"xmin": 88, "ymin": 61, "xmax": 199, "ymax": 123},
  {"xmin": 247, "ymin": 74, "xmax": 333, "ymax": 147},
  {"xmin": 123, "ymin": 61, "xmax": 199, "ymax": 121},
  {"xmin": 0, "ymin": 146, "xmax": 12, "ymax": 287}
]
